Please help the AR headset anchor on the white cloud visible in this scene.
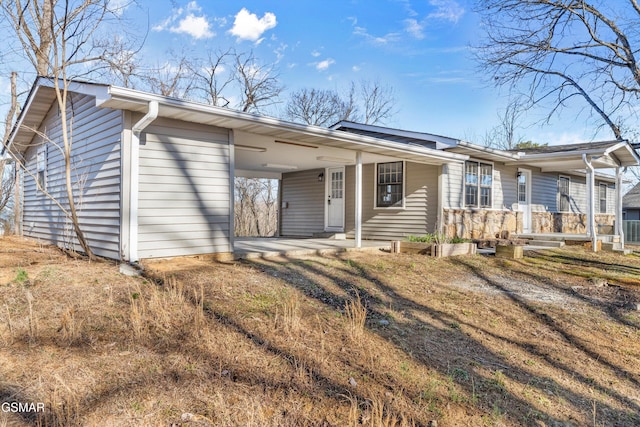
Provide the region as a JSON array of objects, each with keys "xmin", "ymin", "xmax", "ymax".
[
  {"xmin": 404, "ymin": 18, "xmax": 425, "ymax": 39},
  {"xmin": 229, "ymin": 8, "xmax": 277, "ymax": 42},
  {"xmin": 311, "ymin": 50, "xmax": 321, "ymax": 57},
  {"xmin": 428, "ymin": 0, "xmax": 464, "ymax": 23},
  {"xmin": 315, "ymin": 58, "xmax": 335, "ymax": 71},
  {"xmin": 352, "ymin": 65, "xmax": 361, "ymax": 72},
  {"xmin": 171, "ymin": 14, "xmax": 214, "ymax": 39},
  {"xmin": 350, "ymin": 17, "xmax": 401, "ymax": 45},
  {"xmin": 153, "ymin": 2, "xmax": 214, "ymax": 39}
]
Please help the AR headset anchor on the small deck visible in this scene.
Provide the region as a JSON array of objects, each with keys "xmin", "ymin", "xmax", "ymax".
[
  {"xmin": 233, "ymin": 237, "xmax": 390, "ymax": 259},
  {"xmin": 516, "ymin": 233, "xmax": 619, "ymax": 243}
]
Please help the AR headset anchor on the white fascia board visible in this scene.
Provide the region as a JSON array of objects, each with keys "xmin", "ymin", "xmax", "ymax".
[
  {"xmin": 36, "ymin": 77, "xmax": 111, "ymax": 105},
  {"xmin": 102, "ymin": 86, "xmax": 469, "ymax": 164},
  {"xmin": 3, "ymin": 84, "xmax": 42, "ymax": 154},
  {"xmin": 604, "ymin": 142, "xmax": 640, "ymax": 165}
]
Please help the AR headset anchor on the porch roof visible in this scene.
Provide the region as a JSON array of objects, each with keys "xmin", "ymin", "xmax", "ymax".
[
  {"xmin": 3, "ymin": 78, "xmax": 468, "ymax": 170},
  {"xmin": 507, "ymin": 140, "xmax": 640, "ymax": 171},
  {"xmin": 100, "ymin": 86, "xmax": 468, "ymax": 168}
]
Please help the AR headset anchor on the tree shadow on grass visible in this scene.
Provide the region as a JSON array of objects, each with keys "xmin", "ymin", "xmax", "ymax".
[{"xmin": 244, "ymin": 254, "xmax": 640, "ymax": 426}]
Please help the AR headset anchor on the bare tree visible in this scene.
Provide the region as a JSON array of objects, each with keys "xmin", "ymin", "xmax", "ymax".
[
  {"xmin": 234, "ymin": 178, "xmax": 278, "ymax": 237},
  {"xmin": 475, "ymin": 0, "xmax": 640, "ymax": 141},
  {"xmin": 190, "ymin": 48, "xmax": 234, "ymax": 107},
  {"xmin": 143, "ymin": 51, "xmax": 196, "ymax": 98},
  {"xmin": 357, "ymin": 79, "xmax": 396, "ymax": 125},
  {"xmin": 284, "ymin": 79, "xmax": 396, "ymax": 127},
  {"xmin": 3, "ymin": 0, "xmax": 125, "ymax": 259},
  {"xmin": 284, "ymin": 88, "xmax": 355, "ymax": 126},
  {"xmin": 483, "ymin": 98, "xmax": 527, "ymax": 150},
  {"xmin": 234, "ymin": 51, "xmax": 283, "ymax": 113},
  {"xmin": 99, "ymin": 34, "xmax": 143, "ymax": 88}
]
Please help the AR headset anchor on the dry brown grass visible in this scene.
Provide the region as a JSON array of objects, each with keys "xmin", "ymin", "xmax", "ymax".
[{"xmin": 1, "ymin": 235, "xmax": 640, "ymax": 426}]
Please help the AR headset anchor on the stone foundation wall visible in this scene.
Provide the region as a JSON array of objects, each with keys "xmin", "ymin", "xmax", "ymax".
[
  {"xmin": 443, "ymin": 209, "xmax": 521, "ymax": 239},
  {"xmin": 531, "ymin": 212, "xmax": 615, "ymax": 234}
]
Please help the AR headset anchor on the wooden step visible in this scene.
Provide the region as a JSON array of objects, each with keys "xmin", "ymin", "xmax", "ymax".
[{"xmin": 528, "ymin": 240, "xmax": 566, "ymax": 248}]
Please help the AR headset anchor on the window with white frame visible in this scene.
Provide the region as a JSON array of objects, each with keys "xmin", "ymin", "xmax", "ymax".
[
  {"xmin": 465, "ymin": 161, "xmax": 492, "ymax": 208},
  {"xmin": 599, "ymin": 183, "xmax": 607, "ymax": 214},
  {"xmin": 558, "ymin": 176, "xmax": 570, "ymax": 212},
  {"xmin": 376, "ymin": 161, "xmax": 403, "ymax": 208},
  {"xmin": 36, "ymin": 145, "xmax": 47, "ymax": 192}
]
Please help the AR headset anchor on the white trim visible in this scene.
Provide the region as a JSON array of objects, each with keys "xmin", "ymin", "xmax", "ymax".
[
  {"xmin": 229, "ymin": 130, "xmax": 235, "ymax": 253},
  {"xmin": 517, "ymin": 168, "xmax": 532, "ymax": 233},
  {"xmin": 324, "ymin": 166, "xmax": 346, "ymax": 232},
  {"xmin": 373, "ymin": 160, "xmax": 406, "ymax": 210},
  {"xmin": 616, "ymin": 167, "xmax": 625, "ymax": 248},
  {"xmin": 557, "ymin": 175, "xmax": 572, "ymax": 213},
  {"xmin": 583, "ymin": 154, "xmax": 597, "ymax": 251},
  {"xmin": 463, "ymin": 159, "xmax": 494, "ymax": 209},
  {"xmin": 355, "ymin": 152, "xmax": 362, "ymax": 248},
  {"xmin": 598, "ymin": 182, "xmax": 608, "ymax": 214}
]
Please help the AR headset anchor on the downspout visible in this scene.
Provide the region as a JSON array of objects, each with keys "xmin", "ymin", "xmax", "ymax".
[
  {"xmin": 616, "ymin": 167, "xmax": 626, "ymax": 250},
  {"xmin": 128, "ymin": 101, "xmax": 159, "ymax": 262},
  {"xmin": 583, "ymin": 154, "xmax": 597, "ymax": 252}
]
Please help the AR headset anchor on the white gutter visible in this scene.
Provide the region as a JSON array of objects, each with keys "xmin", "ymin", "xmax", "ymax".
[
  {"xmin": 128, "ymin": 101, "xmax": 159, "ymax": 262},
  {"xmin": 583, "ymin": 154, "xmax": 598, "ymax": 252}
]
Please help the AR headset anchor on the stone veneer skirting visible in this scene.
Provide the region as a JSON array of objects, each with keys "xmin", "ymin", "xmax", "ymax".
[
  {"xmin": 443, "ymin": 209, "xmax": 616, "ymax": 239},
  {"xmin": 443, "ymin": 209, "xmax": 522, "ymax": 239},
  {"xmin": 530, "ymin": 212, "xmax": 615, "ymax": 234}
]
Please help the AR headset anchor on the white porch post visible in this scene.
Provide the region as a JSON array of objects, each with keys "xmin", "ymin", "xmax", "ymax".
[
  {"xmin": 583, "ymin": 154, "xmax": 597, "ymax": 252},
  {"xmin": 616, "ymin": 167, "xmax": 625, "ymax": 249},
  {"xmin": 355, "ymin": 151, "xmax": 362, "ymax": 248}
]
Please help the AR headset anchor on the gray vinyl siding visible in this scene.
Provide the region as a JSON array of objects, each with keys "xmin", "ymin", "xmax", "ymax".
[
  {"xmin": 280, "ymin": 169, "xmax": 325, "ymax": 236},
  {"xmin": 137, "ymin": 118, "xmax": 231, "ymax": 258},
  {"xmin": 531, "ymin": 172, "xmax": 587, "ymax": 213},
  {"xmin": 442, "ymin": 161, "xmax": 518, "ymax": 210},
  {"xmin": 442, "ymin": 162, "xmax": 464, "ymax": 208},
  {"xmin": 22, "ymin": 93, "xmax": 123, "ymax": 259},
  {"xmin": 345, "ymin": 162, "xmax": 439, "ymax": 240},
  {"xmin": 496, "ymin": 164, "xmax": 519, "ymax": 209},
  {"xmin": 599, "ymin": 182, "xmax": 615, "ymax": 214}
]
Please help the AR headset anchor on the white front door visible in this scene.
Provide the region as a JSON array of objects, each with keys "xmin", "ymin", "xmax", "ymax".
[
  {"xmin": 518, "ymin": 169, "xmax": 532, "ymax": 233},
  {"xmin": 326, "ymin": 167, "xmax": 345, "ymax": 231}
]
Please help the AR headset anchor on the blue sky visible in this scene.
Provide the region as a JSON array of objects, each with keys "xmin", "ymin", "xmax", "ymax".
[{"xmin": 113, "ymin": 1, "xmax": 617, "ymax": 145}]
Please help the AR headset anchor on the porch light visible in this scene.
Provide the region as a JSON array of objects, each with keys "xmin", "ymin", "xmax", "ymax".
[{"xmin": 318, "ymin": 172, "xmax": 324, "ymax": 182}]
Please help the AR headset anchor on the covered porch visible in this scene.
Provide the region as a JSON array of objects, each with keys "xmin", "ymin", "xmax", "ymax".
[
  {"xmin": 506, "ymin": 141, "xmax": 640, "ymax": 251},
  {"xmin": 230, "ymin": 121, "xmax": 466, "ymax": 250}
]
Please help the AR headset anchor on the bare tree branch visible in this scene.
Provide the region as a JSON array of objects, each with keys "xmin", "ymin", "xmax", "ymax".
[
  {"xmin": 475, "ymin": 0, "xmax": 640, "ymax": 141},
  {"xmin": 234, "ymin": 51, "xmax": 283, "ymax": 113}
]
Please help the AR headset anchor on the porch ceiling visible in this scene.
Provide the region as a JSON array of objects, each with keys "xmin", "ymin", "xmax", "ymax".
[{"xmin": 233, "ymin": 130, "xmax": 434, "ymax": 178}]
